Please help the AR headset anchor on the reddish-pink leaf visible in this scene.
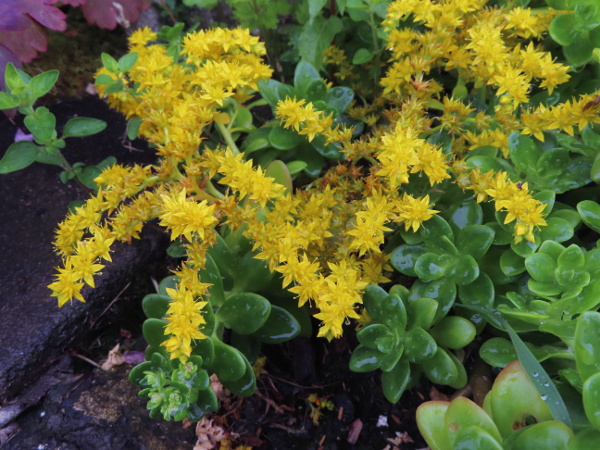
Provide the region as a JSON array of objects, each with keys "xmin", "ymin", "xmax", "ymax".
[
  {"xmin": 0, "ymin": 19, "xmax": 49, "ymax": 63},
  {"xmin": 81, "ymin": 0, "xmax": 151, "ymax": 30},
  {"xmin": 60, "ymin": 0, "xmax": 87, "ymax": 6},
  {"xmin": 0, "ymin": 0, "xmax": 67, "ymax": 33},
  {"xmin": 0, "ymin": 44, "xmax": 21, "ymax": 89}
]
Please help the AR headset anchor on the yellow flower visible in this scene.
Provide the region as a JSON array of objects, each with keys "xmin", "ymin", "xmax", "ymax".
[
  {"xmin": 162, "ymin": 287, "xmax": 207, "ymax": 361},
  {"xmin": 48, "ymin": 260, "xmax": 86, "ymax": 307},
  {"xmin": 159, "ymin": 189, "xmax": 217, "ymax": 242},
  {"xmin": 395, "ymin": 194, "xmax": 439, "ymax": 232}
]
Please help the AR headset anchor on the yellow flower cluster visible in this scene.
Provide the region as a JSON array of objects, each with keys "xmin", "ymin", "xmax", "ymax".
[{"xmin": 50, "ymin": 27, "xmax": 274, "ymax": 361}]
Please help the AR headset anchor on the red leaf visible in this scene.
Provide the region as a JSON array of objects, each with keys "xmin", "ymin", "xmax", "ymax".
[
  {"xmin": 81, "ymin": 0, "xmax": 151, "ymax": 30},
  {"xmin": 0, "ymin": 19, "xmax": 49, "ymax": 63},
  {"xmin": 0, "ymin": 0, "xmax": 67, "ymax": 32}
]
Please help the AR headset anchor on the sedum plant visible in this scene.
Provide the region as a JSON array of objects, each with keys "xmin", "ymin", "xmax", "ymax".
[{"xmin": 43, "ymin": 0, "xmax": 600, "ymax": 444}]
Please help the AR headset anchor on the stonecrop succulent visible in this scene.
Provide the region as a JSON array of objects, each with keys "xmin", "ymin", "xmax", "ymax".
[{"xmin": 43, "ymin": 0, "xmax": 600, "ymax": 442}]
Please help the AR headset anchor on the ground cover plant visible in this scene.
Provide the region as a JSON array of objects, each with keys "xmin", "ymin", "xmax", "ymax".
[{"xmin": 26, "ymin": 0, "xmax": 600, "ymax": 447}]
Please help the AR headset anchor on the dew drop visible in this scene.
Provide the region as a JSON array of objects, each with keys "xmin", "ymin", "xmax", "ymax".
[
  {"xmin": 541, "ymin": 394, "xmax": 548, "ymax": 401},
  {"xmin": 332, "ymin": 90, "xmax": 344, "ymax": 98},
  {"xmin": 532, "ymin": 372, "xmax": 539, "ymax": 378},
  {"xmin": 543, "ymin": 382, "xmax": 550, "ymax": 387}
]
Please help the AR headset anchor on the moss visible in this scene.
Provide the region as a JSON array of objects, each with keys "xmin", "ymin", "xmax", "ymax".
[{"xmin": 23, "ymin": 7, "xmax": 129, "ymax": 102}]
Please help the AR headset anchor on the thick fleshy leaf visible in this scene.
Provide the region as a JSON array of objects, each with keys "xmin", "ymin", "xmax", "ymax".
[
  {"xmin": 215, "ymin": 292, "xmax": 271, "ymax": 335},
  {"xmin": 408, "ymin": 297, "xmax": 438, "ymax": 330},
  {"xmin": 349, "ymin": 345, "xmax": 386, "ymax": 372},
  {"xmin": 423, "ymin": 347, "xmax": 459, "ymax": 386},
  {"xmin": 254, "ymin": 305, "xmax": 301, "ymax": 344},
  {"xmin": 429, "ymin": 316, "xmax": 476, "ymax": 350},
  {"xmin": 447, "ymin": 200, "xmax": 483, "ymax": 230},
  {"xmin": 390, "ymin": 244, "xmax": 427, "ymax": 277},
  {"xmin": 415, "ymin": 253, "xmax": 452, "ymax": 282},
  {"xmin": 578, "ymin": 200, "xmax": 600, "ymax": 233},
  {"xmin": 404, "ymin": 327, "xmax": 437, "ymax": 363},
  {"xmin": 499, "ymin": 249, "xmax": 526, "ymax": 276},
  {"xmin": 575, "ymin": 312, "xmax": 600, "ymax": 383},
  {"xmin": 409, "ymin": 279, "xmax": 457, "ymax": 323},
  {"xmin": 525, "ymin": 253, "xmax": 557, "ymax": 283},
  {"xmin": 506, "ymin": 420, "xmax": 574, "ymax": 449},
  {"xmin": 142, "ymin": 318, "xmax": 167, "ymax": 348},
  {"xmin": 444, "ymin": 397, "xmax": 502, "ymax": 444},
  {"xmin": 209, "ymin": 338, "xmax": 246, "ymax": 382},
  {"xmin": 141, "ymin": 294, "xmax": 171, "ymax": 319},
  {"xmin": 456, "ymin": 225, "xmax": 494, "ymax": 260},
  {"xmin": 381, "ymin": 357, "xmax": 411, "ymax": 403},
  {"xmin": 509, "ymin": 132, "xmax": 541, "ymax": 172},
  {"xmin": 357, "ymin": 323, "xmax": 395, "ymax": 351},
  {"xmin": 417, "ymin": 401, "xmax": 451, "ymax": 450},
  {"xmin": 448, "ymin": 254, "xmax": 479, "ymax": 286},
  {"xmin": 222, "ymin": 354, "xmax": 256, "ymax": 397}
]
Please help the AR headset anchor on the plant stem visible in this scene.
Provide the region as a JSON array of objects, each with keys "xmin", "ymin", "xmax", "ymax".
[{"xmin": 215, "ymin": 121, "xmax": 241, "ymax": 155}]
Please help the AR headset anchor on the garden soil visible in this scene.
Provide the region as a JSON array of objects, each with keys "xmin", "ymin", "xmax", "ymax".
[{"xmin": 0, "ymin": 96, "xmax": 428, "ymax": 449}]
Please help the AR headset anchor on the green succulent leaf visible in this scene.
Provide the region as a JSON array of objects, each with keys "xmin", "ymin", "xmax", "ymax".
[
  {"xmin": 415, "ymin": 253, "xmax": 452, "ymax": 281},
  {"xmin": 390, "ymin": 244, "xmax": 426, "ymax": 277},
  {"xmin": 381, "ymin": 357, "xmax": 411, "ymax": 403},
  {"xmin": 142, "ymin": 294, "xmax": 171, "ymax": 319},
  {"xmin": 209, "ymin": 338, "xmax": 247, "ymax": 382},
  {"xmin": 349, "ymin": 344, "xmax": 386, "ymax": 372},
  {"xmin": 222, "ymin": 354, "xmax": 256, "ymax": 397},
  {"xmin": 215, "ymin": 292, "xmax": 271, "ymax": 335},
  {"xmin": 448, "ymin": 254, "xmax": 479, "ymax": 286},
  {"xmin": 423, "ymin": 347, "xmax": 459, "ymax": 386},
  {"xmin": 456, "ymin": 225, "xmax": 494, "ymax": 260},
  {"xmin": 444, "ymin": 397, "xmax": 503, "ymax": 444},
  {"xmin": 577, "ymin": 200, "xmax": 600, "ymax": 234},
  {"xmin": 417, "ymin": 401, "xmax": 451, "ymax": 450},
  {"xmin": 142, "ymin": 318, "xmax": 167, "ymax": 348},
  {"xmin": 525, "ymin": 252, "xmax": 557, "ymax": 284},
  {"xmin": 404, "ymin": 327, "xmax": 437, "ymax": 363},
  {"xmin": 575, "ymin": 312, "xmax": 600, "ymax": 383},
  {"xmin": 254, "ymin": 305, "xmax": 301, "ymax": 344},
  {"xmin": 409, "ymin": 278, "xmax": 457, "ymax": 323},
  {"xmin": 429, "ymin": 316, "xmax": 476, "ymax": 350},
  {"xmin": 357, "ymin": 323, "xmax": 395, "ymax": 351},
  {"xmin": 408, "ymin": 297, "xmax": 438, "ymax": 330}
]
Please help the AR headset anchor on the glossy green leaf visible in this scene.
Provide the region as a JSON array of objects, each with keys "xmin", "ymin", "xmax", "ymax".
[
  {"xmin": 265, "ymin": 160, "xmax": 292, "ymax": 193},
  {"xmin": 404, "ymin": 327, "xmax": 437, "ymax": 363},
  {"xmin": 537, "ymin": 148, "xmax": 569, "ymax": 179},
  {"xmin": 349, "ymin": 344, "xmax": 385, "ymax": 372},
  {"xmin": 363, "ymin": 287, "xmax": 408, "ymax": 332},
  {"xmin": 417, "ymin": 401, "xmax": 451, "ymax": 450},
  {"xmin": 448, "ymin": 254, "xmax": 479, "ymax": 286},
  {"xmin": 258, "ymin": 79, "xmax": 295, "ymax": 107},
  {"xmin": 243, "ymin": 127, "xmax": 271, "ymax": 154},
  {"xmin": 500, "ymin": 249, "xmax": 526, "ymax": 276},
  {"xmin": 453, "ymin": 426, "xmax": 503, "ymax": 450},
  {"xmin": 304, "ymin": 79, "xmax": 327, "ymax": 102},
  {"xmin": 324, "ymin": 86, "xmax": 354, "ymax": 113},
  {"xmin": 409, "ymin": 278, "xmax": 457, "ymax": 323},
  {"xmin": 525, "ymin": 253, "xmax": 557, "ymax": 283},
  {"xmin": 423, "ymin": 347, "xmax": 459, "ymax": 386},
  {"xmin": 222, "ymin": 354, "xmax": 256, "ymax": 397},
  {"xmin": 0, "ymin": 141, "xmax": 39, "ymax": 174},
  {"xmin": 420, "ymin": 214, "xmax": 454, "ymax": 244},
  {"xmin": 142, "ymin": 294, "xmax": 171, "ymax": 319},
  {"xmin": 578, "ymin": 200, "xmax": 600, "ymax": 234},
  {"xmin": 234, "ymin": 251, "xmax": 274, "ymax": 293},
  {"xmin": 142, "ymin": 318, "xmax": 167, "ymax": 348},
  {"xmin": 191, "ymin": 337, "xmax": 215, "ymax": 367},
  {"xmin": 480, "ymin": 337, "xmax": 519, "ymax": 368},
  {"xmin": 506, "ymin": 420, "xmax": 573, "ymax": 449},
  {"xmin": 550, "ymin": 12, "xmax": 579, "ymax": 45},
  {"xmin": 188, "ymin": 388, "xmax": 218, "ymax": 421},
  {"xmin": 268, "ymin": 125, "xmax": 303, "ymax": 150},
  {"xmin": 415, "ymin": 253, "xmax": 452, "ymax": 281},
  {"xmin": 539, "ymin": 217, "xmax": 574, "ymax": 243},
  {"xmin": 567, "ymin": 428, "xmax": 600, "ymax": 449},
  {"xmin": 357, "ymin": 323, "xmax": 395, "ymax": 351},
  {"xmin": 199, "ymin": 253, "xmax": 226, "ymax": 307},
  {"xmin": 509, "ymin": 132, "xmax": 541, "ymax": 172},
  {"xmin": 511, "ymin": 237, "xmax": 540, "ymax": 258},
  {"xmin": 558, "ymin": 244, "xmax": 585, "ymax": 271},
  {"xmin": 254, "ymin": 305, "xmax": 301, "ymax": 344},
  {"xmin": 444, "ymin": 396, "xmax": 502, "ymax": 444},
  {"xmin": 294, "ymin": 60, "xmax": 321, "ymax": 97},
  {"xmin": 381, "ymin": 358, "xmax": 411, "ymax": 403},
  {"xmin": 447, "ymin": 200, "xmax": 484, "ymax": 230},
  {"xmin": 210, "ymin": 338, "xmax": 246, "ymax": 382},
  {"xmin": 456, "ymin": 225, "xmax": 494, "ymax": 260},
  {"xmin": 390, "ymin": 245, "xmax": 426, "ymax": 277},
  {"xmin": 575, "ymin": 312, "xmax": 600, "ymax": 383},
  {"xmin": 408, "ymin": 297, "xmax": 438, "ymax": 330},
  {"xmin": 353, "ymin": 47, "xmax": 374, "ymax": 64},
  {"xmin": 430, "ymin": 316, "xmax": 476, "ymax": 350},
  {"xmin": 215, "ymin": 292, "xmax": 270, "ymax": 335}
]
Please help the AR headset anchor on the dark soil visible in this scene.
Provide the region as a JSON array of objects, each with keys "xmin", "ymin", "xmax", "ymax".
[{"xmin": 0, "ymin": 95, "xmax": 428, "ymax": 449}]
